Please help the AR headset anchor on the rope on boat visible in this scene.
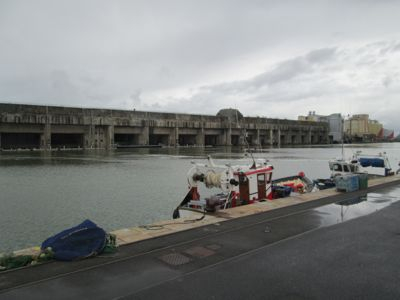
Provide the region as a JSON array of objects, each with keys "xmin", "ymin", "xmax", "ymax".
[{"xmin": 204, "ymin": 171, "xmax": 222, "ymax": 188}]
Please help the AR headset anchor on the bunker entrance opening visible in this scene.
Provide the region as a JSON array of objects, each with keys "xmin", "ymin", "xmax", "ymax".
[
  {"xmin": 178, "ymin": 135, "xmax": 196, "ymax": 146},
  {"xmin": 0, "ymin": 133, "xmax": 41, "ymax": 149},
  {"xmin": 205, "ymin": 135, "xmax": 218, "ymax": 146},
  {"xmin": 231, "ymin": 135, "xmax": 240, "ymax": 146},
  {"xmin": 114, "ymin": 134, "xmax": 139, "ymax": 146},
  {"xmin": 51, "ymin": 133, "xmax": 84, "ymax": 148},
  {"xmin": 149, "ymin": 134, "xmax": 169, "ymax": 146}
]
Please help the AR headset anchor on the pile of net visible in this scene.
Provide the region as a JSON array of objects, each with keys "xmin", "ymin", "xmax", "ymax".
[
  {"xmin": 0, "ymin": 247, "xmax": 54, "ymax": 271},
  {"xmin": 0, "ymin": 219, "xmax": 118, "ymax": 271},
  {"xmin": 41, "ymin": 219, "xmax": 117, "ymax": 261}
]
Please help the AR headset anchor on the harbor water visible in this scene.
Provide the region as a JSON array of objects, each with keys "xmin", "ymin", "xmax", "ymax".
[{"xmin": 1, "ymin": 143, "xmax": 400, "ymax": 253}]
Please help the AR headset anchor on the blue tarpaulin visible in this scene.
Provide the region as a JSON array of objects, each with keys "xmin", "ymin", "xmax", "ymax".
[
  {"xmin": 41, "ymin": 219, "xmax": 106, "ymax": 261},
  {"xmin": 359, "ymin": 158, "xmax": 385, "ymax": 168}
]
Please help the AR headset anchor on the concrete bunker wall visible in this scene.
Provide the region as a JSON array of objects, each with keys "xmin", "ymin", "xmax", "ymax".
[{"xmin": 0, "ymin": 104, "xmax": 329, "ymax": 149}]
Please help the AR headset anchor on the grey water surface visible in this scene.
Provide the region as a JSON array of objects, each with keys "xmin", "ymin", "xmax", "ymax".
[{"xmin": 1, "ymin": 143, "xmax": 400, "ymax": 253}]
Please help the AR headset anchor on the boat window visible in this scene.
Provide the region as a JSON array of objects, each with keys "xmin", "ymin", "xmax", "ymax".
[
  {"xmin": 239, "ymin": 175, "xmax": 248, "ymax": 183},
  {"xmin": 257, "ymin": 174, "xmax": 265, "ymax": 183},
  {"xmin": 333, "ymin": 164, "xmax": 342, "ymax": 172},
  {"xmin": 350, "ymin": 165, "xmax": 356, "ymax": 172},
  {"xmin": 343, "ymin": 165, "xmax": 350, "ymax": 172}
]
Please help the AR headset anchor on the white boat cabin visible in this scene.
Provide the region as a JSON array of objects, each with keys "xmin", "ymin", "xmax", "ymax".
[{"xmin": 329, "ymin": 160, "xmax": 360, "ymax": 177}]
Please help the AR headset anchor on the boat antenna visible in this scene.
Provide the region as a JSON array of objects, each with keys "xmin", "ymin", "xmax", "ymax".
[
  {"xmin": 236, "ymin": 107, "xmax": 256, "ymax": 168},
  {"xmin": 341, "ymin": 115, "xmax": 345, "ymax": 160},
  {"xmin": 244, "ymin": 129, "xmax": 256, "ymax": 168}
]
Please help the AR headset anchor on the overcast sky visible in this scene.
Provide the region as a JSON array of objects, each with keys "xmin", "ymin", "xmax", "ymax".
[{"xmin": 1, "ymin": 0, "xmax": 400, "ymax": 132}]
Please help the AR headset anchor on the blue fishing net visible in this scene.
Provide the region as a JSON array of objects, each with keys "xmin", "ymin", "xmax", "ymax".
[{"xmin": 41, "ymin": 219, "xmax": 106, "ymax": 261}]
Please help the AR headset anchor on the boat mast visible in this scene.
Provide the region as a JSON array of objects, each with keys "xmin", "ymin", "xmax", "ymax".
[
  {"xmin": 341, "ymin": 115, "xmax": 344, "ymax": 160},
  {"xmin": 236, "ymin": 108, "xmax": 256, "ymax": 167}
]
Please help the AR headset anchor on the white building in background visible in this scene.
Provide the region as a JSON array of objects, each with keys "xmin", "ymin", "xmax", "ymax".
[{"xmin": 298, "ymin": 111, "xmax": 343, "ymax": 143}]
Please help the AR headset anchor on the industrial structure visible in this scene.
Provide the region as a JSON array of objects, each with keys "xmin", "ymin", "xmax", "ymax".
[
  {"xmin": 344, "ymin": 114, "xmax": 394, "ymax": 143},
  {"xmin": 0, "ymin": 103, "xmax": 329, "ymax": 150},
  {"xmin": 298, "ymin": 111, "xmax": 343, "ymax": 143},
  {"xmin": 299, "ymin": 111, "xmax": 395, "ymax": 143}
]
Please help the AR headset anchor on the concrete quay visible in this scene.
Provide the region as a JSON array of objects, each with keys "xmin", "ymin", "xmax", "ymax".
[
  {"xmin": 1, "ymin": 175, "xmax": 399, "ymax": 299},
  {"xmin": 0, "ymin": 103, "xmax": 329, "ymax": 150}
]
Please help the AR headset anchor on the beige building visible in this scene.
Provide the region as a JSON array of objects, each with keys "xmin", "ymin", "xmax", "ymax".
[
  {"xmin": 344, "ymin": 114, "xmax": 383, "ymax": 141},
  {"xmin": 344, "ymin": 114, "xmax": 368, "ymax": 136},
  {"xmin": 369, "ymin": 120, "xmax": 383, "ymax": 136}
]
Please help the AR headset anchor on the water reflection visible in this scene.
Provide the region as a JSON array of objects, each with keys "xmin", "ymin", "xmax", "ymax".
[
  {"xmin": 314, "ymin": 187, "xmax": 400, "ymax": 226},
  {"xmin": 336, "ymin": 195, "xmax": 368, "ymax": 206}
]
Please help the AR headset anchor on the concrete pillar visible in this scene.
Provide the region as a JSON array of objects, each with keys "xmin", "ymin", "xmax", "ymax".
[
  {"xmin": 269, "ymin": 129, "xmax": 273, "ymax": 146},
  {"xmin": 175, "ymin": 126, "xmax": 179, "ymax": 147},
  {"xmin": 308, "ymin": 129, "xmax": 312, "ymax": 144},
  {"xmin": 239, "ymin": 129, "xmax": 246, "ymax": 146},
  {"xmin": 168, "ymin": 128, "xmax": 175, "ymax": 146},
  {"xmin": 41, "ymin": 120, "xmax": 51, "ymax": 150},
  {"xmin": 255, "ymin": 129, "xmax": 260, "ymax": 146},
  {"xmin": 0, "ymin": 132, "xmax": 2, "ymax": 149},
  {"xmin": 196, "ymin": 128, "xmax": 204, "ymax": 146},
  {"xmin": 225, "ymin": 127, "xmax": 232, "ymax": 146},
  {"xmin": 139, "ymin": 125, "xmax": 149, "ymax": 145},
  {"xmin": 105, "ymin": 125, "xmax": 114, "ymax": 149},
  {"xmin": 84, "ymin": 125, "xmax": 95, "ymax": 149},
  {"xmin": 277, "ymin": 128, "xmax": 281, "ymax": 148}
]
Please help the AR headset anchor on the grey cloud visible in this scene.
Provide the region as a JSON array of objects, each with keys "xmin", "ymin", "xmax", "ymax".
[
  {"xmin": 194, "ymin": 47, "xmax": 337, "ymax": 98},
  {"xmin": 1, "ymin": 1, "xmax": 400, "ymax": 133},
  {"xmin": 253, "ymin": 48, "xmax": 337, "ymax": 88},
  {"xmin": 144, "ymin": 41, "xmax": 400, "ymax": 135},
  {"xmin": 382, "ymin": 76, "xmax": 392, "ymax": 88},
  {"xmin": 392, "ymin": 43, "xmax": 400, "ymax": 52}
]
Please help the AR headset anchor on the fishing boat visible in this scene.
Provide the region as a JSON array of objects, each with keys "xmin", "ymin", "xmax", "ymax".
[
  {"xmin": 329, "ymin": 151, "xmax": 394, "ymax": 178},
  {"xmin": 172, "ymin": 156, "xmax": 313, "ymax": 219},
  {"xmin": 354, "ymin": 151, "xmax": 394, "ymax": 176}
]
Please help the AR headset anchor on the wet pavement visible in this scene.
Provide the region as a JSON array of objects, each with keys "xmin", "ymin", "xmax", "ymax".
[
  {"xmin": 1, "ymin": 185, "xmax": 400, "ymax": 299},
  {"xmin": 315, "ymin": 187, "xmax": 400, "ymax": 226}
]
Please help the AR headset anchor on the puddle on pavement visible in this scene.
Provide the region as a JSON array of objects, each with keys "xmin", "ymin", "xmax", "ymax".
[{"xmin": 313, "ymin": 186, "xmax": 400, "ymax": 227}]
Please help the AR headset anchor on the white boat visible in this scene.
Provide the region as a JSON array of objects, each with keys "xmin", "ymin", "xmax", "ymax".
[
  {"xmin": 354, "ymin": 151, "xmax": 394, "ymax": 176},
  {"xmin": 172, "ymin": 156, "xmax": 313, "ymax": 219},
  {"xmin": 329, "ymin": 151, "xmax": 394, "ymax": 178},
  {"xmin": 173, "ymin": 156, "xmax": 273, "ymax": 218}
]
